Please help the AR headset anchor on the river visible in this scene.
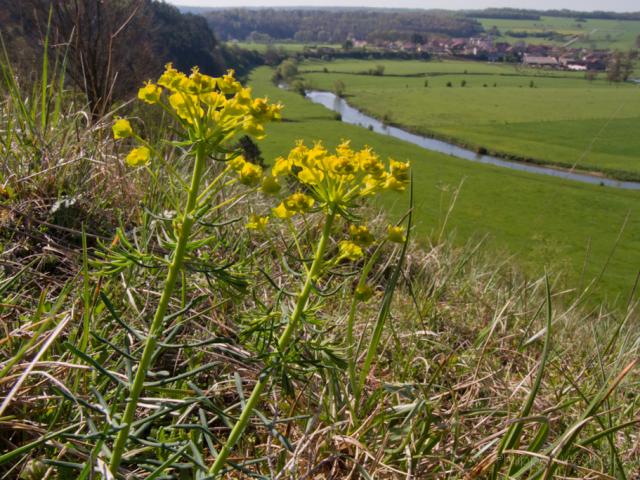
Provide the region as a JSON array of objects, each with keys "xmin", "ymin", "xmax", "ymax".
[{"xmin": 305, "ymin": 90, "xmax": 640, "ymax": 191}]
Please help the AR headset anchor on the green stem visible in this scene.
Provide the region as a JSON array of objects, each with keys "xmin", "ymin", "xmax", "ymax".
[
  {"xmin": 346, "ymin": 244, "xmax": 383, "ymax": 402},
  {"xmin": 208, "ymin": 211, "xmax": 336, "ymax": 477},
  {"xmin": 109, "ymin": 143, "xmax": 207, "ymax": 473}
]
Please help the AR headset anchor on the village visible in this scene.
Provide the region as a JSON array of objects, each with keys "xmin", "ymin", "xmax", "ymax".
[{"xmin": 306, "ymin": 36, "xmax": 614, "ymax": 71}]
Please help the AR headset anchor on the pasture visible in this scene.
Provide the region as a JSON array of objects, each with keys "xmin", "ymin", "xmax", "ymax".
[
  {"xmin": 232, "ymin": 41, "xmax": 341, "ymax": 53},
  {"xmin": 475, "ymin": 16, "xmax": 640, "ymax": 50},
  {"xmin": 250, "ymin": 65, "xmax": 640, "ymax": 301},
  {"xmin": 297, "ymin": 59, "xmax": 640, "ymax": 179}
]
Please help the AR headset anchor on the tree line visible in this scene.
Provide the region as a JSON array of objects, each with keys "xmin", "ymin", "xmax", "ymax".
[
  {"xmin": 465, "ymin": 7, "xmax": 640, "ymax": 21},
  {"xmin": 203, "ymin": 8, "xmax": 483, "ymax": 43}
]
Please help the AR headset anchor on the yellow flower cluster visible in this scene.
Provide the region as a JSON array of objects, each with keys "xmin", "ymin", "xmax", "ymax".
[
  {"xmin": 270, "ymin": 140, "xmax": 409, "ymax": 216},
  {"xmin": 148, "ymin": 64, "xmax": 282, "ymax": 141},
  {"xmin": 113, "ymin": 64, "xmax": 282, "ymax": 167}
]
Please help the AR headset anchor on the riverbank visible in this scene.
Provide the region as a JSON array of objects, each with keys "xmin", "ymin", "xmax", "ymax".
[{"xmin": 305, "ymin": 89, "xmax": 640, "ymax": 189}]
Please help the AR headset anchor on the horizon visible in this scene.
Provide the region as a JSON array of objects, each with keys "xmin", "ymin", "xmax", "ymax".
[{"xmin": 167, "ymin": 1, "xmax": 639, "ymax": 14}]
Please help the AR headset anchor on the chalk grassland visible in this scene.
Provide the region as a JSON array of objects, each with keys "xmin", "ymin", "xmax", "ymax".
[
  {"xmin": 250, "ymin": 66, "xmax": 640, "ymax": 302},
  {"xmin": 297, "ymin": 59, "xmax": 640, "ymax": 179},
  {"xmin": 476, "ymin": 16, "xmax": 640, "ymax": 50}
]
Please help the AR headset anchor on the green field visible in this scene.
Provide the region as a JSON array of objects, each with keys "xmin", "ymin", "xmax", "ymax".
[
  {"xmin": 297, "ymin": 59, "xmax": 640, "ymax": 178},
  {"xmin": 250, "ymin": 65, "xmax": 640, "ymax": 302},
  {"xmin": 232, "ymin": 41, "xmax": 341, "ymax": 54},
  {"xmin": 476, "ymin": 16, "xmax": 640, "ymax": 50}
]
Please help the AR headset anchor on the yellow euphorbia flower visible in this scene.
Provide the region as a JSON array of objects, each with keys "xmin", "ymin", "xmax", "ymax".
[
  {"xmin": 246, "ymin": 214, "xmax": 269, "ymax": 231},
  {"xmin": 238, "ymin": 162, "xmax": 263, "ymax": 187},
  {"xmin": 269, "ymin": 140, "xmax": 409, "ymax": 213},
  {"xmin": 349, "ymin": 224, "xmax": 375, "ymax": 246},
  {"xmin": 338, "ymin": 240, "xmax": 364, "ymax": 261},
  {"xmin": 228, "ymin": 156, "xmax": 247, "ymax": 171},
  {"xmin": 112, "ymin": 118, "xmax": 133, "ymax": 139},
  {"xmin": 138, "ymin": 82, "xmax": 162, "ymax": 104},
  {"xmin": 283, "ymin": 192, "xmax": 315, "ymax": 213},
  {"xmin": 273, "ymin": 203, "xmax": 294, "ymax": 219},
  {"xmin": 390, "ymin": 159, "xmax": 410, "ymax": 182},
  {"xmin": 387, "ymin": 225, "xmax": 406, "ymax": 243},
  {"xmin": 169, "ymin": 92, "xmax": 204, "ymax": 124},
  {"xmin": 272, "ymin": 157, "xmax": 292, "ymax": 176},
  {"xmin": 126, "ymin": 147, "xmax": 150, "ymax": 167}
]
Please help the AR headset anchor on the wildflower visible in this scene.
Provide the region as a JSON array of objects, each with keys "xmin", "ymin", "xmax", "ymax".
[
  {"xmin": 273, "ymin": 203, "xmax": 294, "ymax": 219},
  {"xmin": 272, "ymin": 157, "xmax": 292, "ymax": 176},
  {"xmin": 384, "ymin": 175, "xmax": 407, "ymax": 192},
  {"xmin": 354, "ymin": 284, "xmax": 373, "ymax": 302},
  {"xmin": 246, "ymin": 214, "xmax": 269, "ymax": 231},
  {"xmin": 218, "ymin": 69, "xmax": 242, "ymax": 94},
  {"xmin": 387, "ymin": 225, "xmax": 406, "ymax": 243},
  {"xmin": 389, "ymin": 159, "xmax": 409, "ymax": 183},
  {"xmin": 349, "ymin": 224, "xmax": 375, "ymax": 246},
  {"xmin": 138, "ymin": 82, "xmax": 162, "ymax": 104},
  {"xmin": 268, "ymin": 140, "xmax": 408, "ymax": 214},
  {"xmin": 169, "ymin": 92, "xmax": 203, "ymax": 124},
  {"xmin": 338, "ymin": 241, "xmax": 364, "ymax": 261},
  {"xmin": 126, "ymin": 146, "xmax": 150, "ymax": 167},
  {"xmin": 238, "ymin": 162, "xmax": 263, "ymax": 187},
  {"xmin": 228, "ymin": 156, "xmax": 247, "ymax": 171},
  {"xmin": 261, "ymin": 175, "xmax": 281, "ymax": 195},
  {"xmin": 283, "ymin": 192, "xmax": 315, "ymax": 213},
  {"xmin": 242, "ymin": 117, "xmax": 266, "ymax": 139},
  {"xmin": 112, "ymin": 118, "xmax": 133, "ymax": 139},
  {"xmin": 187, "ymin": 67, "xmax": 217, "ymax": 93},
  {"xmin": 298, "ymin": 167, "xmax": 324, "ymax": 185}
]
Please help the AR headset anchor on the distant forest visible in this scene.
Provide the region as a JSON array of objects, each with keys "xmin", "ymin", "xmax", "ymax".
[
  {"xmin": 465, "ymin": 8, "xmax": 640, "ymax": 21},
  {"xmin": 203, "ymin": 9, "xmax": 483, "ymax": 42}
]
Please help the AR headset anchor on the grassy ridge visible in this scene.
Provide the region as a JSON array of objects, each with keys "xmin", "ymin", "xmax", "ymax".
[
  {"xmin": 251, "ymin": 65, "xmax": 640, "ymax": 301},
  {"xmin": 296, "ymin": 59, "xmax": 640, "ymax": 177}
]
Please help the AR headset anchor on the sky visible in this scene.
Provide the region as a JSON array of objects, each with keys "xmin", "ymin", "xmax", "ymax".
[{"xmin": 167, "ymin": 0, "xmax": 638, "ymax": 13}]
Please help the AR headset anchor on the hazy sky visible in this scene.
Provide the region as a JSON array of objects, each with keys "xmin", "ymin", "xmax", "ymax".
[{"xmin": 167, "ymin": 0, "xmax": 637, "ymax": 13}]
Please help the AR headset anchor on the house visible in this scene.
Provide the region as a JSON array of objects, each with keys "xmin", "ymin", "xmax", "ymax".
[{"xmin": 523, "ymin": 54, "xmax": 559, "ymax": 68}]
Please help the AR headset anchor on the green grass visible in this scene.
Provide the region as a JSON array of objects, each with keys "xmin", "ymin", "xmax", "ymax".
[
  {"xmin": 296, "ymin": 59, "xmax": 640, "ymax": 178},
  {"xmin": 231, "ymin": 41, "xmax": 341, "ymax": 53},
  {"xmin": 476, "ymin": 15, "xmax": 640, "ymax": 50},
  {"xmin": 252, "ymin": 65, "xmax": 640, "ymax": 302}
]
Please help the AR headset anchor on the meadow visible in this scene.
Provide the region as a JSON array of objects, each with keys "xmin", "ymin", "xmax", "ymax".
[
  {"xmin": 250, "ymin": 65, "xmax": 640, "ymax": 302},
  {"xmin": 296, "ymin": 59, "xmax": 640, "ymax": 179},
  {"xmin": 232, "ymin": 41, "xmax": 341, "ymax": 53},
  {"xmin": 476, "ymin": 15, "xmax": 640, "ymax": 50}
]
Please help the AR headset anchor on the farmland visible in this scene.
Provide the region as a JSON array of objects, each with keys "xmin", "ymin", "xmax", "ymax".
[
  {"xmin": 296, "ymin": 59, "xmax": 640, "ymax": 179},
  {"xmin": 231, "ymin": 41, "xmax": 341, "ymax": 53},
  {"xmin": 250, "ymin": 66, "xmax": 640, "ymax": 302},
  {"xmin": 475, "ymin": 15, "xmax": 640, "ymax": 50}
]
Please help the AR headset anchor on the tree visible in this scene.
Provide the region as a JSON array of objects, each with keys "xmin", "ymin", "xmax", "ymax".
[
  {"xmin": 606, "ymin": 51, "xmax": 635, "ymax": 82},
  {"xmin": 334, "ymin": 80, "xmax": 346, "ymax": 97},
  {"xmin": 7, "ymin": 1, "xmax": 232, "ymax": 119},
  {"xmin": 14, "ymin": 0, "xmax": 152, "ymax": 118},
  {"xmin": 276, "ymin": 59, "xmax": 298, "ymax": 82}
]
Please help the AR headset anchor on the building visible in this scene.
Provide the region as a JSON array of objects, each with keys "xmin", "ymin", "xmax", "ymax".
[{"xmin": 523, "ymin": 54, "xmax": 560, "ymax": 68}]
